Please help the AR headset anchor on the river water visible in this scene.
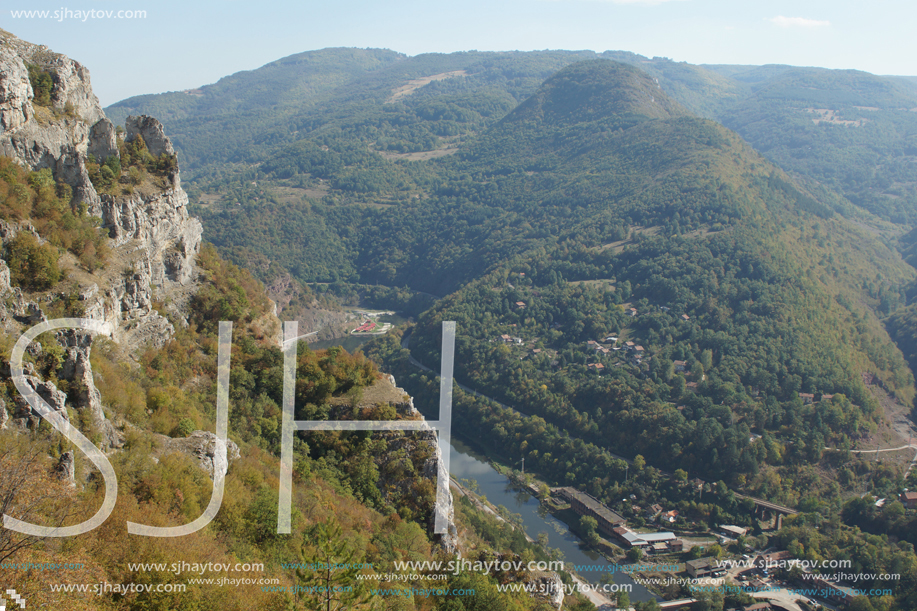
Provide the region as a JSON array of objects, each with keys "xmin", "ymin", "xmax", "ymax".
[{"xmin": 448, "ymin": 437, "xmax": 655, "ymax": 602}]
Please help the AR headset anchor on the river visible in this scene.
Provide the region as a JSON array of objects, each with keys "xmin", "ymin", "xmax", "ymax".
[{"xmin": 447, "ymin": 437, "xmax": 655, "ymax": 602}]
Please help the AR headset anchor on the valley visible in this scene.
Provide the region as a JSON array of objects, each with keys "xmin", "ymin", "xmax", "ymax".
[{"xmin": 3, "ymin": 26, "xmax": 917, "ymax": 611}]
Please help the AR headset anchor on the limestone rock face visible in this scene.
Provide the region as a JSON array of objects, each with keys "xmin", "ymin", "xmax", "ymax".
[
  {"xmin": 0, "ymin": 45, "xmax": 31, "ymax": 131},
  {"xmin": 0, "ymin": 259, "xmax": 10, "ymax": 295},
  {"xmin": 11, "ymin": 375, "xmax": 69, "ymax": 429},
  {"xmin": 125, "ymin": 115, "xmax": 175, "ymax": 158},
  {"xmin": 0, "ymin": 34, "xmax": 106, "ymax": 207},
  {"xmin": 100, "ymin": 185, "xmax": 202, "ymax": 286},
  {"xmin": 385, "ymin": 375, "xmax": 458, "ymax": 553},
  {"xmin": 88, "ymin": 117, "xmax": 118, "ymax": 161},
  {"xmin": 155, "ymin": 431, "xmax": 242, "ymax": 480},
  {"xmin": 57, "ymin": 329, "xmax": 123, "ymax": 449},
  {"xmin": 0, "ymin": 31, "xmax": 202, "ymax": 351}
]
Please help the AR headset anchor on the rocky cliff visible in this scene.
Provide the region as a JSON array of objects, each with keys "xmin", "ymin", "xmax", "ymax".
[
  {"xmin": 384, "ymin": 375, "xmax": 458, "ymax": 553},
  {"xmin": 0, "ymin": 30, "xmax": 201, "ymax": 352},
  {"xmin": 0, "ymin": 31, "xmax": 201, "ymax": 449}
]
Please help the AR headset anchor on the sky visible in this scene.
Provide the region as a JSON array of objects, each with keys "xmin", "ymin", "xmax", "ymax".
[{"xmin": 2, "ymin": 0, "xmax": 915, "ymax": 106}]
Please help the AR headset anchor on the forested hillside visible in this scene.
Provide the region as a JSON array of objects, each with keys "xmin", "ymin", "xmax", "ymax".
[{"xmin": 104, "ymin": 48, "xmax": 917, "ymax": 610}]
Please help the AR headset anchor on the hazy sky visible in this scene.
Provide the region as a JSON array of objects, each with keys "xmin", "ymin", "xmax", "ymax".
[{"xmin": 3, "ymin": 0, "xmax": 914, "ymax": 105}]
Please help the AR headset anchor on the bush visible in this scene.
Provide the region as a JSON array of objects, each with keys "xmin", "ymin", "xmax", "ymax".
[
  {"xmin": 175, "ymin": 418, "xmax": 196, "ymax": 437},
  {"xmin": 27, "ymin": 65, "xmax": 54, "ymax": 107},
  {"xmin": 6, "ymin": 232, "xmax": 62, "ymax": 290}
]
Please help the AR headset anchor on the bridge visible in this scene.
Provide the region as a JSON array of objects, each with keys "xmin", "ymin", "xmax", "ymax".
[{"xmin": 734, "ymin": 493, "xmax": 798, "ymax": 529}]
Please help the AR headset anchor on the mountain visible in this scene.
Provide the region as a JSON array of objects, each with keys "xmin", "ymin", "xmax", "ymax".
[
  {"xmin": 101, "ymin": 45, "xmax": 917, "ymax": 609},
  {"xmin": 106, "ymin": 49, "xmax": 917, "ymax": 232},
  {"xmin": 707, "ymin": 65, "xmax": 917, "ymax": 225},
  {"xmin": 0, "ymin": 32, "xmax": 575, "ymax": 611}
]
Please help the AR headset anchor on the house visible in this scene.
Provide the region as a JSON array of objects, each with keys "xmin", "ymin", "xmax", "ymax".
[
  {"xmin": 673, "ymin": 360, "xmax": 687, "ymax": 372},
  {"xmin": 798, "ymin": 393, "xmax": 815, "ymax": 405},
  {"xmin": 612, "ymin": 528, "xmax": 677, "ymax": 551},
  {"xmin": 686, "ymin": 558, "xmax": 719, "ymax": 579},
  {"xmin": 500, "ymin": 334, "xmax": 512, "ymax": 343},
  {"xmin": 604, "ymin": 336, "xmax": 618, "ymax": 343},
  {"xmin": 625, "ymin": 341, "xmax": 635, "ymax": 350},
  {"xmin": 901, "ymin": 491, "xmax": 917, "ymax": 509},
  {"xmin": 686, "ymin": 382, "xmax": 698, "ymax": 393},
  {"xmin": 646, "ymin": 504, "xmax": 664, "ymax": 518},
  {"xmin": 718, "ymin": 525, "xmax": 747, "ymax": 538},
  {"xmin": 681, "ymin": 314, "xmax": 690, "ymax": 321},
  {"xmin": 820, "ymin": 393, "xmax": 834, "ymax": 401},
  {"xmin": 661, "ymin": 510, "xmax": 679, "ymax": 523},
  {"xmin": 659, "ymin": 306, "xmax": 670, "ymax": 312},
  {"xmin": 628, "ymin": 308, "xmax": 638, "ymax": 317},
  {"xmin": 635, "ymin": 345, "xmax": 645, "ymax": 353},
  {"xmin": 515, "ymin": 301, "xmax": 526, "ymax": 309}
]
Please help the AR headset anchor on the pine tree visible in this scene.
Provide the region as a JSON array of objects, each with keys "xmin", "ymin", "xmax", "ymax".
[{"xmin": 297, "ymin": 518, "xmax": 375, "ymax": 611}]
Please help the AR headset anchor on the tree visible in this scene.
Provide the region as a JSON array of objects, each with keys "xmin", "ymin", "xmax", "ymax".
[
  {"xmin": 6, "ymin": 232, "xmax": 62, "ymax": 290},
  {"xmin": 27, "ymin": 64, "xmax": 54, "ymax": 106},
  {"xmin": 633, "ymin": 455, "xmax": 646, "ymax": 471},
  {"xmin": 579, "ymin": 515, "xmax": 600, "ymax": 545},
  {"xmin": 0, "ymin": 435, "xmax": 73, "ymax": 564},
  {"xmin": 298, "ymin": 518, "xmax": 374, "ymax": 611}
]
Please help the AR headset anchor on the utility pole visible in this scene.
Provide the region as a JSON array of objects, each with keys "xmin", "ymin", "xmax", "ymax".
[{"xmin": 521, "ymin": 457, "xmax": 525, "ymax": 475}]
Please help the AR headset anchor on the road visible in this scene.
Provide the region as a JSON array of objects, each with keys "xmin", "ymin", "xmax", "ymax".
[
  {"xmin": 570, "ymin": 575, "xmax": 619, "ymax": 610},
  {"xmin": 825, "ymin": 443, "xmax": 917, "ymax": 477},
  {"xmin": 400, "ymin": 330, "xmax": 531, "ymax": 417}
]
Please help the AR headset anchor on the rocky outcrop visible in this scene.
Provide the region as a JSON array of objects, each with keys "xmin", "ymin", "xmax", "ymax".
[
  {"xmin": 154, "ymin": 431, "xmax": 242, "ymax": 479},
  {"xmin": 0, "ymin": 45, "xmax": 31, "ymax": 131},
  {"xmin": 531, "ymin": 572, "xmax": 564, "ymax": 610},
  {"xmin": 0, "ymin": 31, "xmax": 202, "ymax": 351},
  {"xmin": 88, "ymin": 117, "xmax": 118, "ymax": 161},
  {"xmin": 10, "ymin": 374, "xmax": 69, "ymax": 429},
  {"xmin": 57, "ymin": 329, "xmax": 123, "ymax": 449},
  {"xmin": 0, "ymin": 33, "xmax": 106, "ymax": 207},
  {"xmin": 100, "ymin": 186, "xmax": 201, "ymax": 285},
  {"xmin": 125, "ymin": 115, "xmax": 175, "ymax": 158},
  {"xmin": 0, "ymin": 259, "xmax": 10, "ymax": 294},
  {"xmin": 384, "ymin": 375, "xmax": 458, "ymax": 553},
  {"xmin": 55, "ymin": 451, "xmax": 76, "ymax": 487},
  {"xmin": 0, "ymin": 32, "xmax": 204, "ymax": 449}
]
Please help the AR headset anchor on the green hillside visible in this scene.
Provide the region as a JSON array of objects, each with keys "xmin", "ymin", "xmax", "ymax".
[
  {"xmin": 710, "ymin": 66, "xmax": 917, "ymax": 224},
  {"xmin": 97, "ymin": 46, "xmax": 917, "ymax": 610}
]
